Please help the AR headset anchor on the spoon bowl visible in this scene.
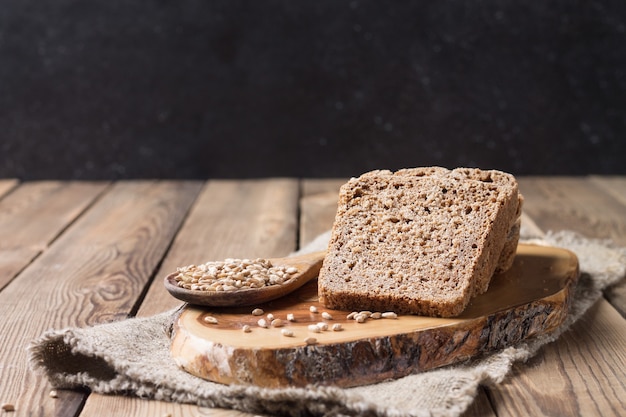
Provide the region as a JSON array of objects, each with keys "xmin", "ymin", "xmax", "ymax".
[{"xmin": 164, "ymin": 251, "xmax": 326, "ymax": 307}]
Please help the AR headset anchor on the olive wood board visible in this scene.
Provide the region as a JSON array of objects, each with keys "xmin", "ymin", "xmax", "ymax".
[{"xmin": 170, "ymin": 244, "xmax": 579, "ymax": 388}]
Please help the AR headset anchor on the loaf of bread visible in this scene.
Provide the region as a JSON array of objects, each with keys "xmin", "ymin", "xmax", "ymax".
[{"xmin": 318, "ymin": 167, "xmax": 522, "ymax": 317}]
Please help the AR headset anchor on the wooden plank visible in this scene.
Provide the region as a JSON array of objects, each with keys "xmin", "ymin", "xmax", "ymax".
[
  {"xmin": 0, "ymin": 181, "xmax": 109, "ymax": 250},
  {"xmin": 482, "ymin": 177, "xmax": 626, "ymax": 416},
  {"xmin": 301, "ymin": 178, "xmax": 346, "ymax": 197},
  {"xmin": 0, "ymin": 181, "xmax": 109, "ymax": 290},
  {"xmin": 588, "ymin": 176, "xmax": 626, "ymax": 317},
  {"xmin": 520, "ymin": 211, "xmax": 545, "ymax": 238},
  {"xmin": 0, "ymin": 247, "xmax": 41, "ymax": 290},
  {"xmin": 0, "ymin": 178, "xmax": 19, "ymax": 198},
  {"xmin": 465, "ymin": 390, "xmax": 498, "ymax": 417},
  {"xmin": 590, "ymin": 176, "xmax": 626, "ymax": 206},
  {"xmin": 0, "ymin": 181, "xmax": 202, "ymax": 417},
  {"xmin": 137, "ymin": 179, "xmax": 300, "ymax": 318},
  {"xmin": 299, "ymin": 179, "xmax": 342, "ymax": 247},
  {"xmin": 82, "ymin": 394, "xmax": 252, "ymax": 417},
  {"xmin": 517, "ymin": 177, "xmax": 626, "ymax": 246},
  {"xmin": 490, "ymin": 300, "xmax": 626, "ymax": 417},
  {"xmin": 78, "ymin": 179, "xmax": 299, "ymax": 417},
  {"xmin": 519, "ymin": 176, "xmax": 626, "ymax": 317},
  {"xmin": 300, "ymin": 179, "xmax": 339, "ymax": 244}
]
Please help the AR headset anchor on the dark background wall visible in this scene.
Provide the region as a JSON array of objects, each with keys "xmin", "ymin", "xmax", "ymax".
[{"xmin": 1, "ymin": 0, "xmax": 625, "ymax": 180}]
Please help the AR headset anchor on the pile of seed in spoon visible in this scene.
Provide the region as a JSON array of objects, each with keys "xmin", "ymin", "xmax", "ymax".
[{"xmin": 174, "ymin": 258, "xmax": 298, "ymax": 291}]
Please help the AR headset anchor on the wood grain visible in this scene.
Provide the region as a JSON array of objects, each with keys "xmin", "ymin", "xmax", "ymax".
[
  {"xmin": 489, "ymin": 300, "xmax": 626, "ymax": 417},
  {"xmin": 0, "ymin": 181, "xmax": 109, "ymax": 288},
  {"xmin": 2, "ymin": 177, "xmax": 622, "ymax": 417},
  {"xmin": 137, "ymin": 179, "xmax": 300, "ymax": 317},
  {"xmin": 0, "ymin": 181, "xmax": 202, "ymax": 417},
  {"xmin": 463, "ymin": 392, "xmax": 498, "ymax": 417},
  {"xmin": 483, "ymin": 177, "xmax": 626, "ymax": 417},
  {"xmin": 299, "ymin": 179, "xmax": 340, "ymax": 247},
  {"xmin": 588, "ymin": 176, "xmax": 626, "ymax": 317},
  {"xmin": 79, "ymin": 394, "xmax": 252, "ymax": 417},
  {"xmin": 519, "ymin": 212, "xmax": 545, "ymax": 238},
  {"xmin": 299, "ymin": 191, "xmax": 339, "ymax": 247},
  {"xmin": 519, "ymin": 176, "xmax": 626, "ymax": 317},
  {"xmin": 80, "ymin": 179, "xmax": 299, "ymax": 417},
  {"xmin": 590, "ymin": 176, "xmax": 626, "ymax": 206},
  {"xmin": 0, "ymin": 178, "xmax": 18, "ymax": 198},
  {"xmin": 518, "ymin": 177, "xmax": 626, "ymax": 246},
  {"xmin": 301, "ymin": 178, "xmax": 346, "ymax": 197}
]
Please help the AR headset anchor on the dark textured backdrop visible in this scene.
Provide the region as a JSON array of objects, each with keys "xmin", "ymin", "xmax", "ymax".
[{"xmin": 1, "ymin": 0, "xmax": 625, "ymax": 179}]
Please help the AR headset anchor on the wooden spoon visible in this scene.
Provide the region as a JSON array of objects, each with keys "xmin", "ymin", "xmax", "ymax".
[{"xmin": 164, "ymin": 251, "xmax": 325, "ymax": 307}]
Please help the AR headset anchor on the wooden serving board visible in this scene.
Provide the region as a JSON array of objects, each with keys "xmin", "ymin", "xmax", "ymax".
[{"xmin": 170, "ymin": 244, "xmax": 579, "ymax": 388}]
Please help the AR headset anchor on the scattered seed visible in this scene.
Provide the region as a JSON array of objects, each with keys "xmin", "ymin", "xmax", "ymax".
[
  {"xmin": 308, "ymin": 324, "xmax": 321, "ymax": 333},
  {"xmin": 281, "ymin": 329, "xmax": 295, "ymax": 337},
  {"xmin": 286, "ymin": 313, "xmax": 296, "ymax": 322},
  {"xmin": 370, "ymin": 312, "xmax": 383, "ymax": 319},
  {"xmin": 346, "ymin": 312, "xmax": 358, "ymax": 320},
  {"xmin": 309, "ymin": 305, "xmax": 318, "ymax": 313},
  {"xmin": 304, "ymin": 337, "xmax": 317, "ymax": 345},
  {"xmin": 1, "ymin": 403, "xmax": 15, "ymax": 412},
  {"xmin": 332, "ymin": 323, "xmax": 343, "ymax": 331},
  {"xmin": 321, "ymin": 312, "xmax": 333, "ymax": 320},
  {"xmin": 266, "ymin": 313, "xmax": 275, "ymax": 321},
  {"xmin": 49, "ymin": 390, "xmax": 58, "ymax": 398},
  {"xmin": 317, "ymin": 322, "xmax": 329, "ymax": 331},
  {"xmin": 203, "ymin": 315, "xmax": 218, "ymax": 324},
  {"xmin": 242, "ymin": 325, "xmax": 251, "ymax": 333},
  {"xmin": 251, "ymin": 308, "xmax": 264, "ymax": 316},
  {"xmin": 355, "ymin": 314, "xmax": 367, "ymax": 323},
  {"xmin": 359, "ymin": 311, "xmax": 373, "ymax": 318},
  {"xmin": 271, "ymin": 319, "xmax": 284, "ymax": 327},
  {"xmin": 257, "ymin": 318, "xmax": 269, "ymax": 328},
  {"xmin": 382, "ymin": 312, "xmax": 398, "ymax": 319}
]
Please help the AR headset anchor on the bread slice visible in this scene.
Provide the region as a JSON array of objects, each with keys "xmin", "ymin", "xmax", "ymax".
[{"xmin": 318, "ymin": 167, "xmax": 522, "ymax": 317}]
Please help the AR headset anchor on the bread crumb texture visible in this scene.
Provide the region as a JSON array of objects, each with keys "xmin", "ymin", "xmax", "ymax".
[{"xmin": 318, "ymin": 167, "xmax": 521, "ymax": 317}]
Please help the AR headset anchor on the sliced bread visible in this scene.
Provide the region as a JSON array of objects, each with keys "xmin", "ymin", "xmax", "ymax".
[{"xmin": 318, "ymin": 167, "xmax": 522, "ymax": 317}]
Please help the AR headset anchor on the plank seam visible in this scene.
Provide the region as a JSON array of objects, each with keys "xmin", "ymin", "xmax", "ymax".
[
  {"xmin": 127, "ymin": 181, "xmax": 205, "ymax": 318},
  {"xmin": 0, "ymin": 179, "xmax": 20, "ymax": 202},
  {"xmin": 481, "ymin": 385, "xmax": 501, "ymax": 417},
  {"xmin": 0, "ymin": 251, "xmax": 40, "ymax": 293},
  {"xmin": 43, "ymin": 181, "xmax": 114, "ymax": 250},
  {"xmin": 0, "ymin": 181, "xmax": 112, "ymax": 293}
]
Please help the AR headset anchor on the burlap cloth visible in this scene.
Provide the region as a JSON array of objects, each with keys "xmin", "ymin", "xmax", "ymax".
[{"xmin": 29, "ymin": 229, "xmax": 626, "ymax": 417}]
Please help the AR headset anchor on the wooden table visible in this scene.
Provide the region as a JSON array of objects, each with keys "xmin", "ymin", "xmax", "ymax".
[{"xmin": 0, "ymin": 177, "xmax": 624, "ymax": 417}]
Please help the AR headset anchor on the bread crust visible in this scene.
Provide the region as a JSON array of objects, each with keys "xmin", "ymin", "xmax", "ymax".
[{"xmin": 318, "ymin": 167, "xmax": 522, "ymax": 317}]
